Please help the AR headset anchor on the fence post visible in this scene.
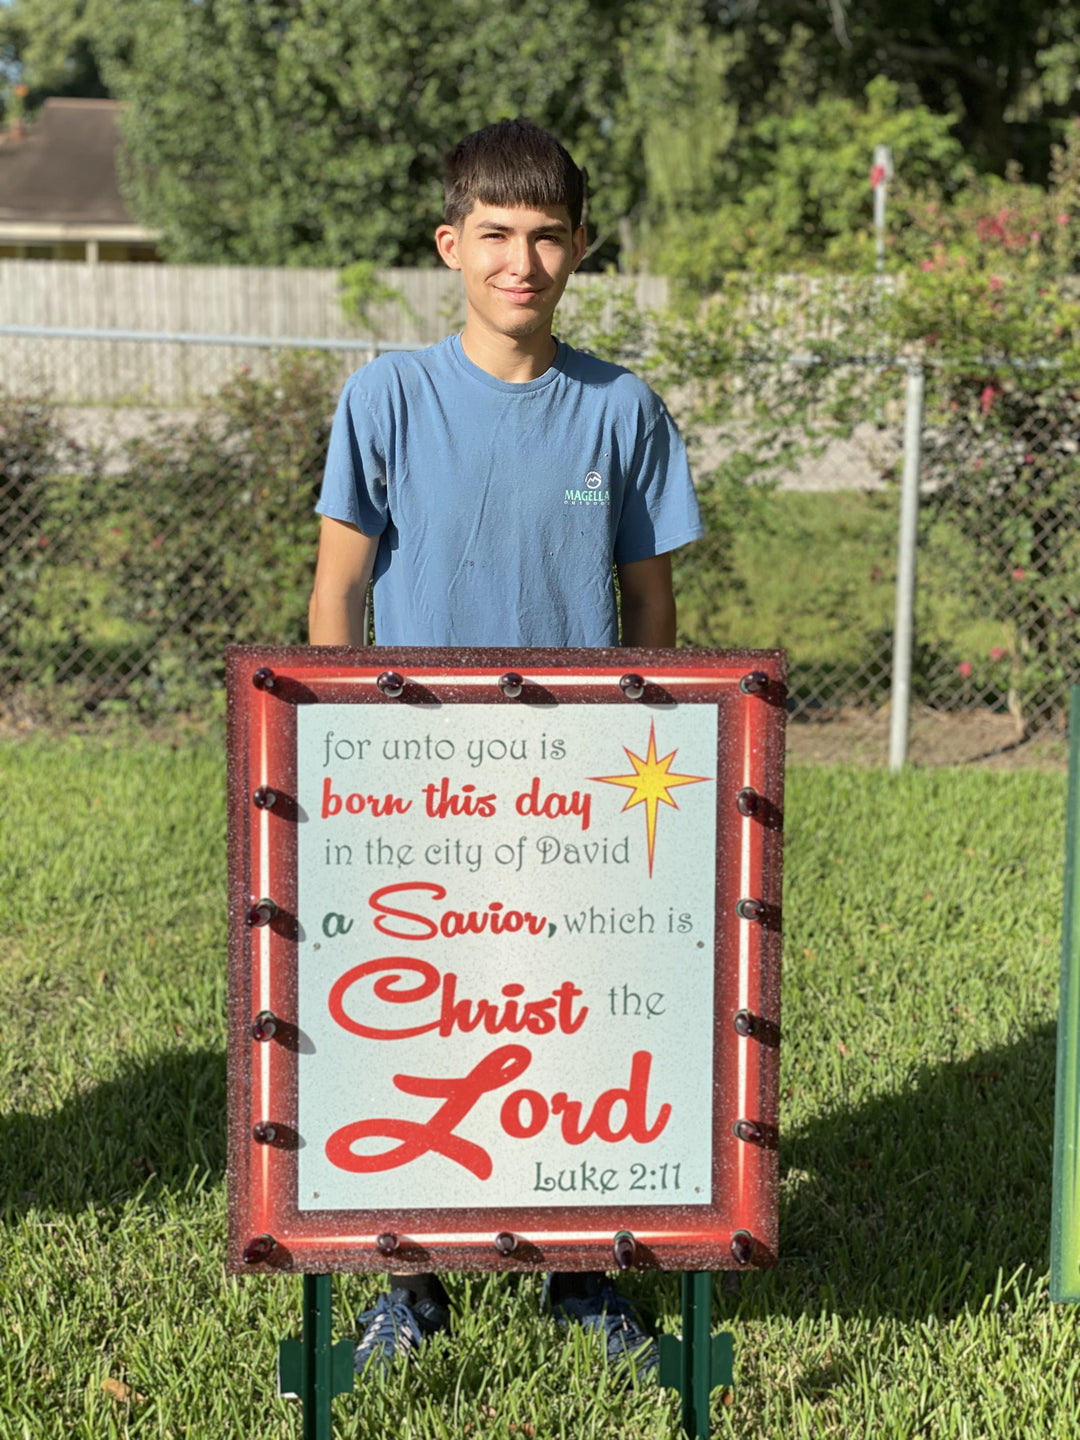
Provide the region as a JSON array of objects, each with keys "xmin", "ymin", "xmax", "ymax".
[{"xmin": 889, "ymin": 360, "xmax": 925, "ymax": 772}]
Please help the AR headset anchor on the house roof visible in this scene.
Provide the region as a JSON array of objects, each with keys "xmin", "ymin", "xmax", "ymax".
[{"xmin": 0, "ymin": 98, "xmax": 145, "ymax": 227}]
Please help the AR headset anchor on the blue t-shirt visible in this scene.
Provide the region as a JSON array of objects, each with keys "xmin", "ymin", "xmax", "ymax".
[{"xmin": 316, "ymin": 334, "xmax": 703, "ymax": 646}]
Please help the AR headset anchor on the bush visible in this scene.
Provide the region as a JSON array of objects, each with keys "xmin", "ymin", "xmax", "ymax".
[
  {"xmin": 558, "ymin": 275, "xmax": 880, "ymax": 647},
  {"xmin": 109, "ymin": 351, "xmax": 336, "ymax": 711},
  {"xmin": 881, "ymin": 122, "xmax": 1080, "ymax": 732},
  {"xmin": 0, "ymin": 390, "xmax": 75, "ymax": 686}
]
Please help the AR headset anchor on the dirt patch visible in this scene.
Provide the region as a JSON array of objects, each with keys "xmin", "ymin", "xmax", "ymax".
[{"xmin": 787, "ymin": 704, "xmax": 1068, "ymax": 770}]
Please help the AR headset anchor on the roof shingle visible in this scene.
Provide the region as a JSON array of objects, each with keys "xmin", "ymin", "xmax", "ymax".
[{"xmin": 0, "ymin": 98, "xmax": 135, "ymax": 224}]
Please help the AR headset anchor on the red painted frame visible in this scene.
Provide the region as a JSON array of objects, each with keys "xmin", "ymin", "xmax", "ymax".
[{"xmin": 226, "ymin": 645, "xmax": 785, "ymax": 1275}]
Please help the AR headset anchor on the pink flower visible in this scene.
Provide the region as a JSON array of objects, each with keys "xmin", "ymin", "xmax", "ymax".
[
  {"xmin": 920, "ymin": 259, "xmax": 935, "ymax": 271},
  {"xmin": 1024, "ymin": 452, "xmax": 1034, "ymax": 463},
  {"xmin": 1058, "ymin": 214, "xmax": 1070, "ymax": 226},
  {"xmin": 990, "ymin": 647, "xmax": 1007, "ymax": 662},
  {"xmin": 1030, "ymin": 231, "xmax": 1042, "ymax": 243},
  {"xmin": 988, "ymin": 275, "xmax": 1003, "ymax": 291},
  {"xmin": 958, "ymin": 661, "xmax": 973, "ymax": 679},
  {"xmin": 1012, "ymin": 566, "xmax": 1027, "ymax": 581},
  {"xmin": 980, "ymin": 384, "xmax": 1000, "ymax": 415}
]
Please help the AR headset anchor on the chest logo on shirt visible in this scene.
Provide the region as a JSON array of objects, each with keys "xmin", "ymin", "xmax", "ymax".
[{"xmin": 564, "ymin": 470, "xmax": 609, "ymax": 507}]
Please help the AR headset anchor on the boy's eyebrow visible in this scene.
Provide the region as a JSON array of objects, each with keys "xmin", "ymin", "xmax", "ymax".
[{"xmin": 474, "ymin": 217, "xmax": 571, "ymax": 235}]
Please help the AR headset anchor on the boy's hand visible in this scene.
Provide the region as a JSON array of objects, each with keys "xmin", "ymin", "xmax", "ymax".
[
  {"xmin": 616, "ymin": 553, "xmax": 676, "ymax": 648},
  {"xmin": 308, "ymin": 515, "xmax": 380, "ymax": 646}
]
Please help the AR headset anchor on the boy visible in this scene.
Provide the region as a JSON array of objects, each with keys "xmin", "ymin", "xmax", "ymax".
[{"xmin": 308, "ymin": 118, "xmax": 703, "ymax": 1381}]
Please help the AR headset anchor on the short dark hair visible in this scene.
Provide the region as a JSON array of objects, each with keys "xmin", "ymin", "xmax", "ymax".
[{"xmin": 443, "ymin": 118, "xmax": 586, "ymax": 230}]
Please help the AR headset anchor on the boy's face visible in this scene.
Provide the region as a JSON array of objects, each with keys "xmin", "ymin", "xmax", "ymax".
[{"xmin": 436, "ymin": 203, "xmax": 587, "ymax": 342}]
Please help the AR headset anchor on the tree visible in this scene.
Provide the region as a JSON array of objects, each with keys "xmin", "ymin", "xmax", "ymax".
[
  {"xmin": 0, "ymin": 0, "xmax": 107, "ymax": 108},
  {"xmin": 616, "ymin": 8, "xmax": 969, "ymax": 284},
  {"xmin": 4, "ymin": 0, "xmax": 1079, "ymax": 270},
  {"xmin": 79, "ymin": 0, "xmax": 622, "ymax": 266}
]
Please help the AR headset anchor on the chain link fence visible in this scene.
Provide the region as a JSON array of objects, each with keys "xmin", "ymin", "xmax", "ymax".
[{"xmin": 1, "ymin": 328, "xmax": 1074, "ymax": 763}]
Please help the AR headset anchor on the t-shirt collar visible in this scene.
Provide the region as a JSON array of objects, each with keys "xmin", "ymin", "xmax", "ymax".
[{"xmin": 448, "ymin": 333, "xmax": 566, "ymax": 393}]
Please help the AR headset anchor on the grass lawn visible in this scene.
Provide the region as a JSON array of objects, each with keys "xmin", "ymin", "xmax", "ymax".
[{"xmin": 1, "ymin": 737, "xmax": 1076, "ymax": 1438}]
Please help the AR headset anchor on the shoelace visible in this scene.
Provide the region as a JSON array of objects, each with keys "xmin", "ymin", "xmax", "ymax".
[{"xmin": 355, "ymin": 1298, "xmax": 422, "ymax": 1365}]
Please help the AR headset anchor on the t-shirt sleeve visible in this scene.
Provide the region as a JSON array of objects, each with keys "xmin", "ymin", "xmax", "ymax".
[
  {"xmin": 613, "ymin": 400, "xmax": 704, "ymax": 565},
  {"xmin": 315, "ymin": 373, "xmax": 389, "ymax": 536}
]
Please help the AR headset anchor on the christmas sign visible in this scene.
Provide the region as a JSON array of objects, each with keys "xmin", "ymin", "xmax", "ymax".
[{"xmin": 227, "ymin": 647, "xmax": 784, "ymax": 1275}]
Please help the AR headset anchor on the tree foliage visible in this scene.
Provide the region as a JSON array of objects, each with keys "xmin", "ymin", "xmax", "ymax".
[
  {"xmin": 20, "ymin": 0, "xmax": 621, "ymax": 266},
  {"xmin": 4, "ymin": 0, "xmax": 1080, "ymax": 273}
]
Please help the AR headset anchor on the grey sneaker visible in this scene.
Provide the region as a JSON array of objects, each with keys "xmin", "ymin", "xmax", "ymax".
[
  {"xmin": 354, "ymin": 1287, "xmax": 450, "ymax": 1378},
  {"xmin": 547, "ymin": 1273, "xmax": 659, "ymax": 1384}
]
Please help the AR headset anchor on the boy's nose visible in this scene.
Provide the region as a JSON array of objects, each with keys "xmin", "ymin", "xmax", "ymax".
[{"xmin": 507, "ymin": 239, "xmax": 537, "ymax": 277}]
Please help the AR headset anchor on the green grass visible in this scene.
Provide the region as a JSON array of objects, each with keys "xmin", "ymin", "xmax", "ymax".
[{"xmin": 1, "ymin": 738, "xmax": 1077, "ymax": 1437}]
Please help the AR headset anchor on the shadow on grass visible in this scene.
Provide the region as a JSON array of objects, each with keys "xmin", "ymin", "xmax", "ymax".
[
  {"xmin": 738, "ymin": 1022, "xmax": 1057, "ymax": 1324},
  {"xmin": 1, "ymin": 1045, "xmax": 226, "ymax": 1210},
  {"xmin": 631, "ymin": 1023, "xmax": 1058, "ymax": 1339},
  {"xmin": 1, "ymin": 1026, "xmax": 1058, "ymax": 1329}
]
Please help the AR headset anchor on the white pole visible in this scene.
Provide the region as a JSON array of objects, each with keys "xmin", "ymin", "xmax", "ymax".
[
  {"xmin": 889, "ymin": 361, "xmax": 925, "ymax": 772},
  {"xmin": 872, "ymin": 144, "xmax": 892, "ymax": 279}
]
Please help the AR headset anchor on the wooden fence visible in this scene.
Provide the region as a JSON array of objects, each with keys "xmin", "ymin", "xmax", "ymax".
[{"xmin": 0, "ymin": 261, "xmax": 669, "ymax": 404}]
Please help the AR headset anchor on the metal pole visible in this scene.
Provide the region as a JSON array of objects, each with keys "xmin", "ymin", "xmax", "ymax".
[
  {"xmin": 678, "ymin": 1273, "xmax": 694, "ymax": 1436},
  {"xmin": 676, "ymin": 1272, "xmax": 715, "ymax": 1439},
  {"xmin": 1051, "ymin": 688, "xmax": 1080, "ymax": 1300},
  {"xmin": 691, "ymin": 1271, "xmax": 713, "ymax": 1439},
  {"xmin": 872, "ymin": 144, "xmax": 893, "ymax": 280},
  {"xmin": 301, "ymin": 1275, "xmax": 333, "ymax": 1440},
  {"xmin": 888, "ymin": 361, "xmax": 925, "ymax": 772}
]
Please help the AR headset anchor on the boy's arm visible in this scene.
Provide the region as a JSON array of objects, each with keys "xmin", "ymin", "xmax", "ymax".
[
  {"xmin": 308, "ymin": 515, "xmax": 380, "ymax": 645},
  {"xmin": 616, "ymin": 552, "xmax": 676, "ymax": 647}
]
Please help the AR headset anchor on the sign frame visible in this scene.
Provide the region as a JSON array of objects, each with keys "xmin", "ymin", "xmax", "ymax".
[{"xmin": 226, "ymin": 645, "xmax": 785, "ymax": 1276}]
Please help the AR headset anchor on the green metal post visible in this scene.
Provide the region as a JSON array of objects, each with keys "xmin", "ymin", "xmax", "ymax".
[
  {"xmin": 1052, "ymin": 688, "xmax": 1080, "ymax": 1300},
  {"xmin": 278, "ymin": 1275, "xmax": 353, "ymax": 1438},
  {"xmin": 690, "ymin": 1271, "xmax": 713, "ymax": 1438},
  {"xmin": 658, "ymin": 1272, "xmax": 733, "ymax": 1439},
  {"xmin": 302, "ymin": 1274, "xmax": 333, "ymax": 1440}
]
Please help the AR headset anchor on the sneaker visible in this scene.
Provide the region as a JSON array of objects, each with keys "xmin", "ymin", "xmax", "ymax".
[
  {"xmin": 353, "ymin": 1287, "xmax": 450, "ymax": 1378},
  {"xmin": 547, "ymin": 1273, "xmax": 659, "ymax": 1384}
]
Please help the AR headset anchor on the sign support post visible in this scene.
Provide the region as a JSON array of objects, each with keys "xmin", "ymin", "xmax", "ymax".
[
  {"xmin": 277, "ymin": 1274, "xmax": 353, "ymax": 1439},
  {"xmin": 658, "ymin": 1272, "xmax": 733, "ymax": 1439}
]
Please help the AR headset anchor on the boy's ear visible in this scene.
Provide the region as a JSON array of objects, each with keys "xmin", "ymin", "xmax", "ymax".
[
  {"xmin": 571, "ymin": 224, "xmax": 587, "ymax": 270},
  {"xmin": 435, "ymin": 224, "xmax": 462, "ymax": 270}
]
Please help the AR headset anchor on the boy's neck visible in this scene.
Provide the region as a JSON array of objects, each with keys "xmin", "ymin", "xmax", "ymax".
[{"xmin": 459, "ymin": 322, "xmax": 557, "ymax": 383}]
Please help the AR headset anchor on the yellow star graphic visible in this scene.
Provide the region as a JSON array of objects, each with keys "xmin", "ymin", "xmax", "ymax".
[{"xmin": 591, "ymin": 721, "xmax": 710, "ymax": 877}]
